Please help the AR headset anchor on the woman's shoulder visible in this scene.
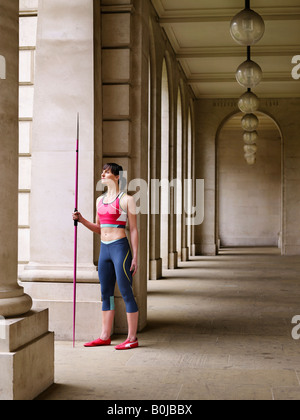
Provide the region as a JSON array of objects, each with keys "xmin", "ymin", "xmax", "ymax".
[
  {"xmin": 118, "ymin": 192, "xmax": 127, "ymax": 209},
  {"xmin": 96, "ymin": 194, "xmax": 106, "ymax": 206},
  {"xmin": 119, "ymin": 192, "xmax": 134, "ymax": 203},
  {"xmin": 120, "ymin": 192, "xmax": 136, "ymax": 214},
  {"xmin": 119, "ymin": 192, "xmax": 134, "ymax": 210}
]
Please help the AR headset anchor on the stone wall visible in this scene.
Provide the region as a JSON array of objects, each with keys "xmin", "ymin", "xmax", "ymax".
[{"xmin": 218, "ymin": 124, "xmax": 281, "ymax": 247}]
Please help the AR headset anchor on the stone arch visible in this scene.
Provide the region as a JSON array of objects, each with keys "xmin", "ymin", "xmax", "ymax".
[{"xmin": 216, "ymin": 110, "xmax": 283, "ymax": 252}]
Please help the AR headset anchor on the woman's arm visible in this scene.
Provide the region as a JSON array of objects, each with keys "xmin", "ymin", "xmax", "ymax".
[
  {"xmin": 126, "ymin": 195, "xmax": 138, "ymax": 276},
  {"xmin": 73, "ymin": 211, "xmax": 101, "ymax": 235}
]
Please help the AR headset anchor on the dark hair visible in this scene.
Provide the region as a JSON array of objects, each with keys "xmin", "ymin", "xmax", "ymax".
[{"xmin": 103, "ymin": 163, "xmax": 126, "ymax": 189}]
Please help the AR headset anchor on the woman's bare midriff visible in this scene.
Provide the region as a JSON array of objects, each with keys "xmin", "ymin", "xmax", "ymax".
[{"xmin": 101, "ymin": 227, "xmax": 126, "ymax": 242}]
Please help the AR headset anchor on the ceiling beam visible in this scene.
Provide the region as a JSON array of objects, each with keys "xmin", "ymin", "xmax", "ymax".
[
  {"xmin": 176, "ymin": 46, "xmax": 300, "ymax": 59},
  {"xmin": 187, "ymin": 72, "xmax": 293, "ymax": 84},
  {"xmin": 158, "ymin": 7, "xmax": 300, "ymax": 23}
]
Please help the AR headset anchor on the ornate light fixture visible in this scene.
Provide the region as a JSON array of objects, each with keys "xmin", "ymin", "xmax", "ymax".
[
  {"xmin": 244, "ymin": 144, "xmax": 257, "ymax": 165},
  {"xmin": 236, "ymin": 48, "xmax": 263, "ymax": 89},
  {"xmin": 230, "ymin": 1, "xmax": 265, "ymax": 46},
  {"xmin": 241, "ymin": 113, "xmax": 259, "ymax": 132},
  {"xmin": 230, "ymin": 0, "xmax": 265, "ymax": 165},
  {"xmin": 243, "ymin": 131, "xmax": 258, "ymax": 145},
  {"xmin": 238, "ymin": 89, "xmax": 260, "ymax": 113}
]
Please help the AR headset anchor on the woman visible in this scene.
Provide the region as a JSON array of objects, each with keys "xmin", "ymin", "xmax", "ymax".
[{"xmin": 73, "ymin": 163, "xmax": 139, "ymax": 350}]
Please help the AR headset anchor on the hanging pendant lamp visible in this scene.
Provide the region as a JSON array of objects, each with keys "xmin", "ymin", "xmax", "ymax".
[
  {"xmin": 241, "ymin": 113, "xmax": 259, "ymax": 132},
  {"xmin": 230, "ymin": 1, "xmax": 265, "ymax": 165},
  {"xmin": 238, "ymin": 90, "xmax": 260, "ymax": 113},
  {"xmin": 230, "ymin": 0, "xmax": 265, "ymax": 46}
]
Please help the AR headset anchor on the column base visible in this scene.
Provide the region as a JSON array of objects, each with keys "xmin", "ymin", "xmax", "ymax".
[
  {"xmin": 168, "ymin": 251, "xmax": 178, "ymax": 269},
  {"xmin": 190, "ymin": 244, "xmax": 196, "ymax": 257},
  {"xmin": 181, "ymin": 247, "xmax": 189, "ymax": 262},
  {"xmin": 0, "ymin": 289, "xmax": 32, "ymax": 318},
  {"xmin": 21, "ymin": 281, "xmax": 102, "ymax": 341},
  {"xmin": 19, "ymin": 264, "xmax": 101, "ymax": 341},
  {"xmin": 0, "ymin": 309, "xmax": 54, "ymax": 400},
  {"xmin": 149, "ymin": 258, "xmax": 163, "ymax": 280}
]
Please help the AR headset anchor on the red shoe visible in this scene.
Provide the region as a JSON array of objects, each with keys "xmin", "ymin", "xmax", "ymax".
[
  {"xmin": 84, "ymin": 338, "xmax": 111, "ymax": 347},
  {"xmin": 115, "ymin": 338, "xmax": 139, "ymax": 350}
]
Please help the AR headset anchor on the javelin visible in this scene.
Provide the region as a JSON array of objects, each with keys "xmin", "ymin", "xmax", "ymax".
[{"xmin": 73, "ymin": 113, "xmax": 79, "ymax": 348}]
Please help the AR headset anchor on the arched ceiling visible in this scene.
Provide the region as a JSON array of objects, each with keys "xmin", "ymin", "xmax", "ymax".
[{"xmin": 151, "ymin": 0, "xmax": 300, "ymax": 100}]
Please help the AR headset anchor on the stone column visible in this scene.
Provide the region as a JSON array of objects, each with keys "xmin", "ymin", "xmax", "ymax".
[
  {"xmin": 101, "ymin": 0, "xmax": 149, "ymax": 331},
  {"xmin": 0, "ymin": 0, "xmax": 54, "ymax": 400},
  {"xmin": 149, "ymin": 70, "xmax": 163, "ymax": 279},
  {"xmin": 19, "ymin": 0, "xmax": 100, "ymax": 340},
  {"xmin": 181, "ymin": 106, "xmax": 189, "ymax": 261},
  {"xmin": 190, "ymin": 104, "xmax": 197, "ymax": 257},
  {"xmin": 0, "ymin": 0, "xmax": 32, "ymax": 318},
  {"xmin": 168, "ymin": 83, "xmax": 178, "ymax": 270}
]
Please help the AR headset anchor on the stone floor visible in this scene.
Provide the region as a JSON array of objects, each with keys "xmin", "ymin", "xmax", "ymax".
[{"xmin": 37, "ymin": 248, "xmax": 300, "ymax": 400}]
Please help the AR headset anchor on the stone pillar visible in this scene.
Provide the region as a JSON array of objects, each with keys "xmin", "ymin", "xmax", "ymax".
[
  {"xmin": 181, "ymin": 107, "xmax": 189, "ymax": 261},
  {"xmin": 19, "ymin": 0, "xmax": 100, "ymax": 340},
  {"xmin": 0, "ymin": 0, "xmax": 32, "ymax": 318},
  {"xmin": 130, "ymin": 0, "xmax": 149, "ymax": 330},
  {"xmin": 190, "ymin": 114, "xmax": 197, "ymax": 257},
  {"xmin": 101, "ymin": 2, "xmax": 135, "ymax": 331},
  {"xmin": 148, "ymin": 38, "xmax": 162, "ymax": 280},
  {"xmin": 0, "ymin": 0, "xmax": 54, "ymax": 400},
  {"xmin": 101, "ymin": 0, "xmax": 148, "ymax": 331},
  {"xmin": 149, "ymin": 72, "xmax": 163, "ymax": 279},
  {"xmin": 167, "ymin": 58, "xmax": 178, "ymax": 270}
]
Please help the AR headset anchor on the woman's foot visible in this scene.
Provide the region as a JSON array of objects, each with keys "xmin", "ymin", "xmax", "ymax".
[
  {"xmin": 115, "ymin": 338, "xmax": 139, "ymax": 350},
  {"xmin": 84, "ymin": 338, "xmax": 111, "ymax": 347}
]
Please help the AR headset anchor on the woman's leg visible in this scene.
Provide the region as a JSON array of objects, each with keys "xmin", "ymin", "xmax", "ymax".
[
  {"xmin": 98, "ymin": 243, "xmax": 116, "ymax": 339},
  {"xmin": 127, "ymin": 311, "xmax": 139, "ymax": 342},
  {"xmin": 112, "ymin": 238, "xmax": 139, "ymax": 343},
  {"xmin": 101, "ymin": 310, "xmax": 115, "ymax": 341}
]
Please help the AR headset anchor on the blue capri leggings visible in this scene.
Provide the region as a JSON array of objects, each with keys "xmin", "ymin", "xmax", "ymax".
[{"xmin": 98, "ymin": 237, "xmax": 138, "ymax": 313}]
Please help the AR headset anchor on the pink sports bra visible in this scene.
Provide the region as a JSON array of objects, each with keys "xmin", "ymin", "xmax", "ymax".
[{"xmin": 97, "ymin": 192, "xmax": 127, "ymax": 229}]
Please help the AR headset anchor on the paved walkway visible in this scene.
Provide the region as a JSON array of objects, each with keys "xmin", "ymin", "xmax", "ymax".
[{"xmin": 37, "ymin": 248, "xmax": 300, "ymax": 400}]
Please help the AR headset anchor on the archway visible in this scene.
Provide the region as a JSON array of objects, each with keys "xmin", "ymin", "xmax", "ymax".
[{"xmin": 216, "ymin": 111, "xmax": 283, "ymax": 253}]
